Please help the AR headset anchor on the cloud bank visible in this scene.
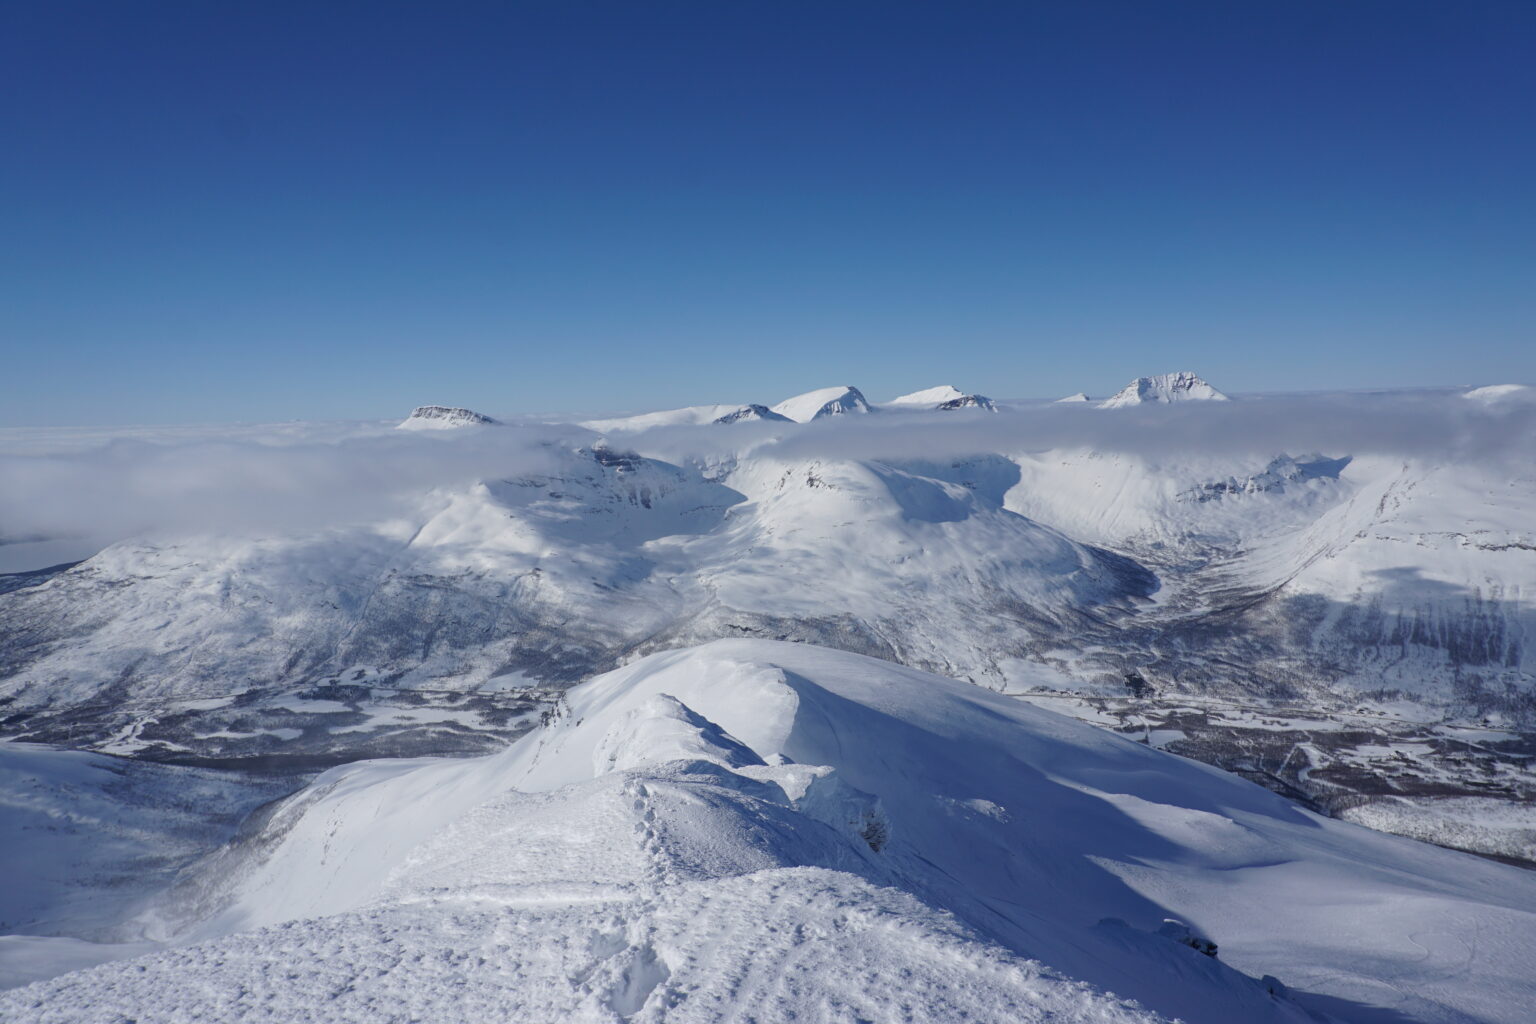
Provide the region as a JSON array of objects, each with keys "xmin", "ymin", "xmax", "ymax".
[{"xmin": 2, "ymin": 388, "xmax": 1531, "ymax": 572}]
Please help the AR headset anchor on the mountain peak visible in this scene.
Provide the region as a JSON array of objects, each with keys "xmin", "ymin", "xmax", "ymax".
[
  {"xmin": 1055, "ymin": 392, "xmax": 1091, "ymax": 403},
  {"xmin": 713, "ymin": 403, "xmax": 793, "ymax": 425},
  {"xmin": 889, "ymin": 385, "xmax": 965, "ymax": 406},
  {"xmin": 397, "ymin": 406, "xmax": 500, "ymax": 430},
  {"xmin": 1100, "ymin": 372, "xmax": 1229, "ymax": 408},
  {"xmin": 770, "ymin": 386, "xmax": 871, "ymax": 423},
  {"xmin": 889, "ymin": 385, "xmax": 996, "ymax": 411}
]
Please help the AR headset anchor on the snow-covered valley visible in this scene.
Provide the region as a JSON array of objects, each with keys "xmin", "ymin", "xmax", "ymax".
[{"xmin": 2, "ymin": 378, "xmax": 1534, "ymax": 1022}]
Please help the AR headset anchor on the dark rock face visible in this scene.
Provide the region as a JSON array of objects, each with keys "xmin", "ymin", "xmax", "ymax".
[{"xmin": 937, "ymin": 394, "xmax": 997, "ymax": 411}]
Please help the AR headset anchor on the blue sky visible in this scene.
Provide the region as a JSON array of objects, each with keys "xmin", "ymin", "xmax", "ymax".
[{"xmin": 3, "ymin": 1, "xmax": 1533, "ymax": 425}]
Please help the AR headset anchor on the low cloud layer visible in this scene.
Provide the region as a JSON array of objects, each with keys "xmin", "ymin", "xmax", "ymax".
[
  {"xmin": 632, "ymin": 387, "xmax": 1536, "ymax": 468},
  {"xmin": 0, "ymin": 424, "xmax": 578, "ymax": 564},
  {"xmin": 2, "ymin": 388, "xmax": 1531, "ymax": 571}
]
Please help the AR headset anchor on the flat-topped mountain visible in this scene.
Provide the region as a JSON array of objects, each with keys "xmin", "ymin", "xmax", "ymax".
[{"xmin": 397, "ymin": 405, "xmax": 500, "ymax": 430}]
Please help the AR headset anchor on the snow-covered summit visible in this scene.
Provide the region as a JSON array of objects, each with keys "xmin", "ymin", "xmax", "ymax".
[
  {"xmin": 889, "ymin": 384, "xmax": 964, "ymax": 406},
  {"xmin": 397, "ymin": 405, "xmax": 500, "ymax": 430},
  {"xmin": 1100, "ymin": 373, "xmax": 1229, "ymax": 408},
  {"xmin": 889, "ymin": 385, "xmax": 996, "ymax": 411},
  {"xmin": 1056, "ymin": 392, "xmax": 1091, "ymax": 403},
  {"xmin": 938, "ymin": 392, "xmax": 996, "ymax": 410},
  {"xmin": 713, "ymin": 403, "xmax": 793, "ymax": 425},
  {"xmin": 770, "ymin": 385, "xmax": 872, "ymax": 422}
]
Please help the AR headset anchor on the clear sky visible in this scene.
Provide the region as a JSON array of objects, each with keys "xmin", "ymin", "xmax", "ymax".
[{"xmin": 3, "ymin": 1, "xmax": 1534, "ymax": 425}]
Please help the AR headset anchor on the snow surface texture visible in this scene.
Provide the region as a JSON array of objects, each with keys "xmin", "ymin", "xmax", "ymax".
[
  {"xmin": 1100, "ymin": 372, "xmax": 1230, "ymax": 408},
  {"xmin": 9, "ymin": 641, "xmax": 1536, "ymax": 1023}
]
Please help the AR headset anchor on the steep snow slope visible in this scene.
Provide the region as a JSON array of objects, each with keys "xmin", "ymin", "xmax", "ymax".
[
  {"xmin": 1003, "ymin": 447, "xmax": 1534, "ymax": 712},
  {"xmin": 13, "ymin": 642, "xmax": 1536, "ymax": 1023},
  {"xmin": 770, "ymin": 385, "xmax": 871, "ymax": 422},
  {"xmin": 1100, "ymin": 372, "xmax": 1229, "ymax": 408}
]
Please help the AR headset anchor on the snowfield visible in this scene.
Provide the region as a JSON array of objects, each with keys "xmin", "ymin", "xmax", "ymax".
[{"xmin": 7, "ymin": 641, "xmax": 1536, "ymax": 1023}]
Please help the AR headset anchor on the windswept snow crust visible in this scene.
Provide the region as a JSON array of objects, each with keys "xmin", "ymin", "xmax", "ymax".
[{"xmin": 9, "ymin": 641, "xmax": 1536, "ymax": 1023}]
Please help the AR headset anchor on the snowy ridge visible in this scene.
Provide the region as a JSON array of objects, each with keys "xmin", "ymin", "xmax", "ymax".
[
  {"xmin": 1100, "ymin": 372, "xmax": 1229, "ymax": 408},
  {"xmin": 581, "ymin": 404, "xmax": 752, "ymax": 432},
  {"xmin": 711, "ymin": 403, "xmax": 791, "ymax": 425},
  {"xmin": 769, "ymin": 385, "xmax": 871, "ymax": 422},
  {"xmin": 12, "ymin": 641, "xmax": 1536, "ymax": 1022},
  {"xmin": 887, "ymin": 385, "xmax": 996, "ymax": 411},
  {"xmin": 888, "ymin": 384, "xmax": 968, "ymax": 406}
]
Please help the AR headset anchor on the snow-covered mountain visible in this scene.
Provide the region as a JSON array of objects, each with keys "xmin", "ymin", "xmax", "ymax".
[
  {"xmin": 1100, "ymin": 372, "xmax": 1229, "ymax": 408},
  {"xmin": 3, "ymin": 380, "xmax": 1536, "ymax": 1021},
  {"xmin": 711, "ymin": 403, "xmax": 792, "ymax": 424},
  {"xmin": 887, "ymin": 385, "xmax": 996, "ymax": 411},
  {"xmin": 770, "ymin": 385, "xmax": 871, "ymax": 422},
  {"xmin": 1056, "ymin": 391, "xmax": 1092, "ymax": 403},
  {"xmin": 396, "ymin": 405, "xmax": 499, "ymax": 429},
  {"xmin": 12, "ymin": 641, "xmax": 1536, "ymax": 1022},
  {"xmin": 583, "ymin": 388, "xmax": 870, "ymax": 431},
  {"xmin": 889, "ymin": 384, "xmax": 968, "ymax": 406},
  {"xmin": 582, "ymin": 404, "xmax": 754, "ymax": 432},
  {"xmin": 0, "ymin": 440, "xmax": 1153, "ymax": 764}
]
